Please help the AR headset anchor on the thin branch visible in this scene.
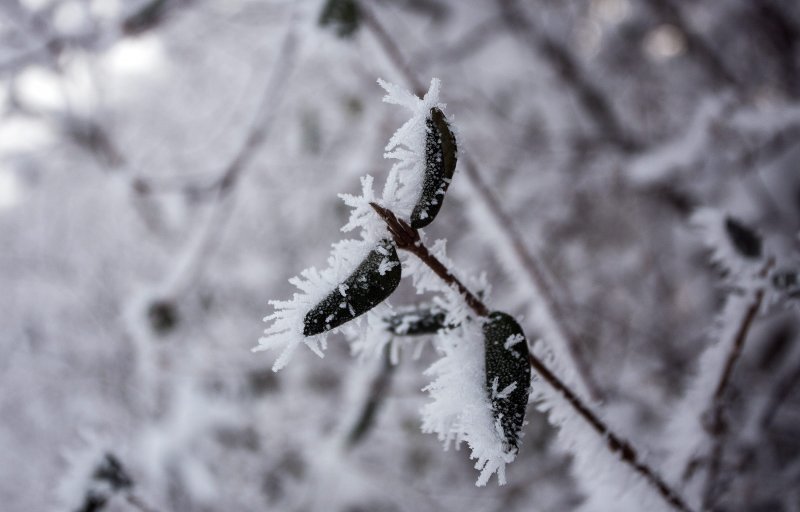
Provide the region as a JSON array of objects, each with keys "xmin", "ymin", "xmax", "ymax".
[
  {"xmin": 701, "ymin": 260, "xmax": 773, "ymax": 509},
  {"xmin": 371, "ymin": 203, "xmax": 694, "ymax": 512},
  {"xmin": 345, "ymin": 343, "xmax": 396, "ymax": 448},
  {"xmin": 360, "ymin": 2, "xmax": 604, "ymax": 401}
]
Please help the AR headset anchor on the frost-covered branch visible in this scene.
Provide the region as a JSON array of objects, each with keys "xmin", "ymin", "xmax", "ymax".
[{"xmin": 372, "ymin": 202, "xmax": 694, "ymax": 512}]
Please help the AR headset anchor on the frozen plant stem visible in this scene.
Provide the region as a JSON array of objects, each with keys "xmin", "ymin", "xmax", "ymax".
[{"xmin": 370, "ymin": 203, "xmax": 694, "ymax": 512}]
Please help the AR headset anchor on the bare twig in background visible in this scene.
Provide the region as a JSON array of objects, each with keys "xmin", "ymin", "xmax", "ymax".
[
  {"xmin": 701, "ymin": 260, "xmax": 773, "ymax": 510},
  {"xmin": 496, "ymin": 0, "xmax": 639, "ymax": 151},
  {"xmin": 345, "ymin": 344, "xmax": 396, "ymax": 448}
]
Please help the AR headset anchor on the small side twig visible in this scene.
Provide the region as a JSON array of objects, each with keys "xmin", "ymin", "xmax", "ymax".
[
  {"xmin": 345, "ymin": 343, "xmax": 396, "ymax": 448},
  {"xmin": 701, "ymin": 260, "xmax": 773, "ymax": 509},
  {"xmin": 371, "ymin": 203, "xmax": 694, "ymax": 512}
]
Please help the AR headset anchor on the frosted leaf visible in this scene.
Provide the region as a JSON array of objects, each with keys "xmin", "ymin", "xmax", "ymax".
[
  {"xmin": 692, "ymin": 208, "xmax": 764, "ymax": 286},
  {"xmin": 374, "ymin": 78, "xmax": 450, "ymax": 223},
  {"xmin": 482, "ymin": 312, "xmax": 531, "ymax": 453},
  {"xmin": 254, "ymin": 239, "xmax": 394, "ymax": 371},
  {"xmin": 421, "ymin": 324, "xmax": 517, "ymax": 486}
]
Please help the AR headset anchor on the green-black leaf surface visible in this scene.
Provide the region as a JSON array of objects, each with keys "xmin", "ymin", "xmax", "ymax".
[{"xmin": 304, "ymin": 240, "xmax": 401, "ymax": 336}]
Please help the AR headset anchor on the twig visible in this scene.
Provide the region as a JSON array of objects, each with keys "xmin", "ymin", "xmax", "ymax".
[
  {"xmin": 371, "ymin": 202, "xmax": 694, "ymax": 512},
  {"xmin": 345, "ymin": 343, "xmax": 396, "ymax": 448},
  {"xmin": 701, "ymin": 260, "xmax": 773, "ymax": 509},
  {"xmin": 360, "ymin": 3, "xmax": 604, "ymax": 401}
]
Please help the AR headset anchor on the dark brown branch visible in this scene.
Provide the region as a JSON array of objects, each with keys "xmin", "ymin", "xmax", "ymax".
[
  {"xmin": 526, "ymin": 355, "xmax": 693, "ymax": 512},
  {"xmin": 371, "ymin": 203, "xmax": 694, "ymax": 512}
]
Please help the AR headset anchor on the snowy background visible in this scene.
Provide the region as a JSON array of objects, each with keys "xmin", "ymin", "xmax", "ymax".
[{"xmin": 2, "ymin": 0, "xmax": 800, "ymax": 510}]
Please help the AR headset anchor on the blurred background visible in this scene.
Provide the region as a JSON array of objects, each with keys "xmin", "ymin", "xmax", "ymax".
[{"xmin": 1, "ymin": 0, "xmax": 799, "ymax": 510}]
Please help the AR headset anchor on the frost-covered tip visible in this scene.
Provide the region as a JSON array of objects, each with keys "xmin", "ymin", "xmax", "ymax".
[
  {"xmin": 377, "ymin": 78, "xmax": 457, "ymax": 226},
  {"xmin": 254, "ymin": 238, "xmax": 400, "ymax": 371}
]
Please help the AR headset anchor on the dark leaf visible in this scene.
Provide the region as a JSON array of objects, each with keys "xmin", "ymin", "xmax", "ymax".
[
  {"xmin": 724, "ymin": 216, "xmax": 762, "ymax": 259},
  {"xmin": 304, "ymin": 239, "xmax": 401, "ymax": 336},
  {"xmin": 483, "ymin": 311, "xmax": 531, "ymax": 453},
  {"xmin": 384, "ymin": 305, "xmax": 447, "ymax": 336},
  {"xmin": 93, "ymin": 453, "xmax": 134, "ymax": 491},
  {"xmin": 148, "ymin": 300, "xmax": 179, "ymax": 334},
  {"xmin": 411, "ymin": 107, "xmax": 458, "ymax": 228},
  {"xmin": 318, "ymin": 0, "xmax": 361, "ymax": 38}
]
